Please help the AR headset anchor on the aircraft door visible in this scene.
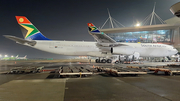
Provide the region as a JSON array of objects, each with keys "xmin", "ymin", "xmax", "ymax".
[
  {"xmin": 49, "ymin": 42, "xmax": 62, "ymax": 49},
  {"xmin": 49, "ymin": 42, "xmax": 54, "ymax": 48}
]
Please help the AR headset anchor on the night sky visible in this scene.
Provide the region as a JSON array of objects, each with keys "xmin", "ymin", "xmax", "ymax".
[{"xmin": 0, "ymin": 0, "xmax": 179, "ymax": 59}]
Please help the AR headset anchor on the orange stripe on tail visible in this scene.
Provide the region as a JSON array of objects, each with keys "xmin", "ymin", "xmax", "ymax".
[
  {"xmin": 15, "ymin": 16, "xmax": 31, "ymax": 24},
  {"xmin": 87, "ymin": 23, "xmax": 95, "ymax": 27}
]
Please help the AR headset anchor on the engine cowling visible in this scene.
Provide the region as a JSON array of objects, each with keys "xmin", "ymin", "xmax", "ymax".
[
  {"xmin": 87, "ymin": 52, "xmax": 112, "ymax": 58},
  {"xmin": 111, "ymin": 47, "xmax": 134, "ymax": 55}
]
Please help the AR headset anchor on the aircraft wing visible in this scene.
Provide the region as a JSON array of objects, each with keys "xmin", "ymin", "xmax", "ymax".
[
  {"xmin": 90, "ymin": 32, "xmax": 116, "ymax": 43},
  {"xmin": 88, "ymin": 23, "xmax": 127, "ymax": 47},
  {"xmin": 88, "ymin": 23, "xmax": 116, "ymax": 43},
  {"xmin": 4, "ymin": 35, "xmax": 36, "ymax": 46}
]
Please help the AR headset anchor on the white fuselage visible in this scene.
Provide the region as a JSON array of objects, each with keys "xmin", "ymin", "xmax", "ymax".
[
  {"xmin": 16, "ymin": 57, "xmax": 26, "ymax": 59},
  {"xmin": 27, "ymin": 40, "xmax": 178, "ymax": 57}
]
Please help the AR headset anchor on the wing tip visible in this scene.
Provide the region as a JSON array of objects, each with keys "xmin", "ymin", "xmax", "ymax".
[{"xmin": 3, "ymin": 35, "xmax": 11, "ymax": 38}]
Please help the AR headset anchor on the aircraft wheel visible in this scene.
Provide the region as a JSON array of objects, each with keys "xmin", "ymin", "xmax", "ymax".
[
  {"xmin": 107, "ymin": 59, "xmax": 112, "ymax": 63},
  {"xmin": 115, "ymin": 61, "xmax": 119, "ymax": 64},
  {"xmin": 101, "ymin": 59, "xmax": 106, "ymax": 63},
  {"xmin": 95, "ymin": 59, "xmax": 100, "ymax": 63}
]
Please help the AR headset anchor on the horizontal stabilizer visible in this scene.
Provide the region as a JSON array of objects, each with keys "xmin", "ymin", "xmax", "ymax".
[{"xmin": 4, "ymin": 35, "xmax": 36, "ymax": 46}]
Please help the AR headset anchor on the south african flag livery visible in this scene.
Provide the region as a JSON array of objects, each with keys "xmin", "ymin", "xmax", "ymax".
[
  {"xmin": 15, "ymin": 16, "xmax": 50, "ymax": 40},
  {"xmin": 87, "ymin": 23, "xmax": 101, "ymax": 33}
]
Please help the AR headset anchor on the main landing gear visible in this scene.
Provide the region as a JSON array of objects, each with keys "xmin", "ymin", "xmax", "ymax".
[{"xmin": 95, "ymin": 59, "xmax": 112, "ymax": 63}]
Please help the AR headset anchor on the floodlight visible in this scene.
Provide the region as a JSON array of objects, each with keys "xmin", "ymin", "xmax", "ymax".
[{"xmin": 135, "ymin": 23, "xmax": 141, "ymax": 27}]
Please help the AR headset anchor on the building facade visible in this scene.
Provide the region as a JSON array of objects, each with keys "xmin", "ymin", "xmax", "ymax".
[{"xmin": 99, "ymin": 17, "xmax": 180, "ymax": 51}]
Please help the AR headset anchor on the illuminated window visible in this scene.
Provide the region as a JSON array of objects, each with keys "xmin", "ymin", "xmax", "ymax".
[{"xmin": 108, "ymin": 30, "xmax": 172, "ymax": 43}]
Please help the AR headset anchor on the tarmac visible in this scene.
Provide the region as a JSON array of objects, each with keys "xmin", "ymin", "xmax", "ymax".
[{"xmin": 0, "ymin": 60, "xmax": 180, "ymax": 101}]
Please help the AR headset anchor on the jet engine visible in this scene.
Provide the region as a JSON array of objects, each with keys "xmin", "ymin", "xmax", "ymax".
[{"xmin": 111, "ymin": 47, "xmax": 133, "ymax": 55}]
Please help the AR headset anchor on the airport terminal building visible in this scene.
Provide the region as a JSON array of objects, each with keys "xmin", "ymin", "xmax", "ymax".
[{"xmin": 100, "ymin": 17, "xmax": 180, "ymax": 52}]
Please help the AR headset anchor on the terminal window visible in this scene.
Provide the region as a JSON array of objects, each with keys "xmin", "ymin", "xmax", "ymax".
[{"xmin": 108, "ymin": 30, "xmax": 172, "ymax": 43}]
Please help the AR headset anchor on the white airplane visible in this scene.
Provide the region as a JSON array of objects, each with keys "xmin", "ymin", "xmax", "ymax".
[
  {"xmin": 16, "ymin": 55, "xmax": 27, "ymax": 60},
  {"xmin": 4, "ymin": 16, "xmax": 178, "ymax": 63}
]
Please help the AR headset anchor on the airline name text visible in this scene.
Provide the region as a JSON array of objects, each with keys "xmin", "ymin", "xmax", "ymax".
[{"xmin": 141, "ymin": 44, "xmax": 166, "ymax": 47}]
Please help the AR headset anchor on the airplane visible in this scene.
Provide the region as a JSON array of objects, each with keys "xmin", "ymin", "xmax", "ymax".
[
  {"xmin": 3, "ymin": 55, "xmax": 18, "ymax": 60},
  {"xmin": 16, "ymin": 55, "xmax": 27, "ymax": 60},
  {"xmin": 4, "ymin": 16, "xmax": 178, "ymax": 63}
]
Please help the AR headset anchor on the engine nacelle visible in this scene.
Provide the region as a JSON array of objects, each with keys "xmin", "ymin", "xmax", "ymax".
[
  {"xmin": 111, "ymin": 47, "xmax": 134, "ymax": 55},
  {"xmin": 87, "ymin": 51, "xmax": 112, "ymax": 58}
]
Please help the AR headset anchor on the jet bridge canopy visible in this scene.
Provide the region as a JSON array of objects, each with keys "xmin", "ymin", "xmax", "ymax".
[{"xmin": 99, "ymin": 24, "xmax": 179, "ymax": 33}]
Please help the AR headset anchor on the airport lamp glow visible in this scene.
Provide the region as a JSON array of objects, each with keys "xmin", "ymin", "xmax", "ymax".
[
  {"xmin": 11, "ymin": 55, "xmax": 14, "ymax": 57},
  {"xmin": 4, "ymin": 55, "xmax": 8, "ymax": 57},
  {"xmin": 135, "ymin": 23, "xmax": 141, "ymax": 27}
]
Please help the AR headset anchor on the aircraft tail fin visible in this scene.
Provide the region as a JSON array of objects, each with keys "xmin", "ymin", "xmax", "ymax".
[
  {"xmin": 87, "ymin": 23, "xmax": 116, "ymax": 43},
  {"xmin": 15, "ymin": 16, "xmax": 50, "ymax": 40},
  {"xmin": 16, "ymin": 55, "xmax": 19, "ymax": 58},
  {"xmin": 87, "ymin": 23, "xmax": 101, "ymax": 34},
  {"xmin": 24, "ymin": 55, "xmax": 27, "ymax": 58}
]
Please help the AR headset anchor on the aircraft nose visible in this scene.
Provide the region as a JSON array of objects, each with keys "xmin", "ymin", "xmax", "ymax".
[
  {"xmin": 175, "ymin": 49, "xmax": 178, "ymax": 54},
  {"xmin": 169, "ymin": 49, "xmax": 178, "ymax": 55},
  {"xmin": 174, "ymin": 49, "xmax": 178, "ymax": 54}
]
